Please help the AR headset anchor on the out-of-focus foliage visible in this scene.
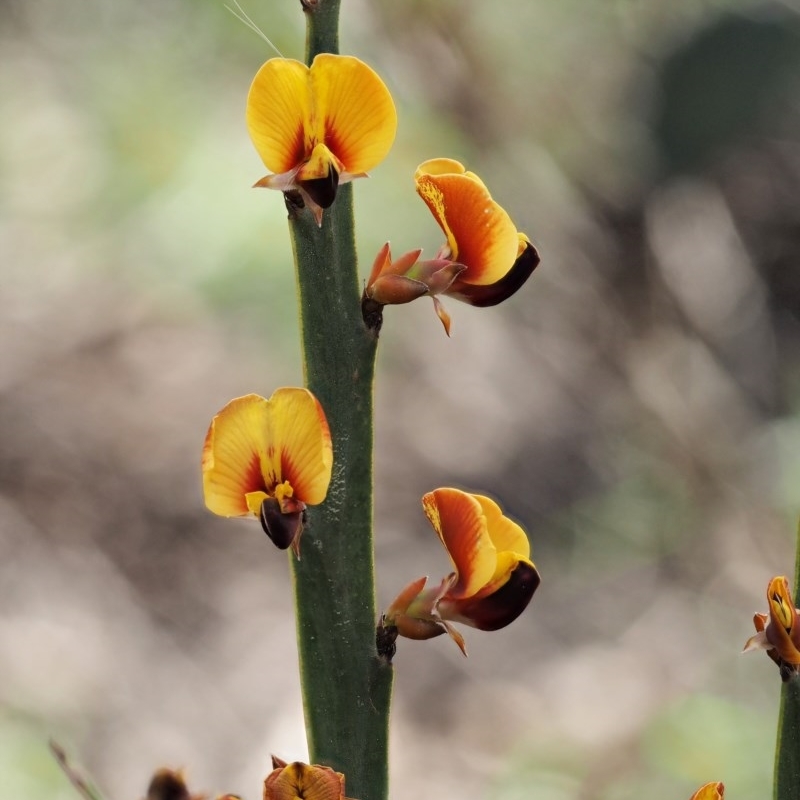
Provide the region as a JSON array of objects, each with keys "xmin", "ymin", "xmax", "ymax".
[{"xmin": 2, "ymin": 1, "xmax": 800, "ymax": 799}]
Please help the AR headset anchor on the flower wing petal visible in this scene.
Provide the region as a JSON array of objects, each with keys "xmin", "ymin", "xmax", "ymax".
[
  {"xmin": 310, "ymin": 54, "xmax": 397, "ymax": 175},
  {"xmin": 247, "ymin": 58, "xmax": 311, "ymax": 174},
  {"xmin": 422, "ymin": 488, "xmax": 497, "ymax": 600},
  {"xmin": 269, "ymin": 387, "xmax": 333, "ymax": 506},
  {"xmin": 471, "ymin": 493, "xmax": 530, "ymax": 559},
  {"xmin": 202, "ymin": 394, "xmax": 272, "ymax": 517}
]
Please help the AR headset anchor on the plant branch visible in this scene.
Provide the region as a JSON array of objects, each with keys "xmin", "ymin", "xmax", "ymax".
[{"xmin": 286, "ymin": 5, "xmax": 392, "ymax": 800}]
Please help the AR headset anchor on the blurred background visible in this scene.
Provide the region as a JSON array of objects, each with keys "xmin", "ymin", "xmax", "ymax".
[{"xmin": 2, "ymin": 0, "xmax": 800, "ymax": 798}]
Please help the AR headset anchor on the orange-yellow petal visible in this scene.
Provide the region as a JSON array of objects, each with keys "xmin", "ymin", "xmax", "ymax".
[
  {"xmin": 267, "ymin": 387, "xmax": 333, "ymax": 506},
  {"xmin": 247, "ymin": 58, "xmax": 311, "ymax": 174},
  {"xmin": 202, "ymin": 394, "xmax": 274, "ymax": 517},
  {"xmin": 309, "ymin": 54, "xmax": 397, "ymax": 174},
  {"xmin": 472, "ymin": 494, "xmax": 530, "ymax": 559},
  {"xmin": 414, "ymin": 157, "xmax": 471, "ymax": 181},
  {"xmin": 422, "ymin": 488, "xmax": 497, "ymax": 599},
  {"xmin": 689, "ymin": 783, "xmax": 724, "ymax": 800},
  {"xmin": 415, "ymin": 160, "xmax": 519, "ymax": 285},
  {"xmin": 470, "ymin": 550, "xmax": 522, "ymax": 599}
]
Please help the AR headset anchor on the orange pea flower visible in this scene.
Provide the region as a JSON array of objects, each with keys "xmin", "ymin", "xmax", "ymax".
[
  {"xmin": 264, "ymin": 757, "xmax": 353, "ymax": 800},
  {"xmin": 381, "ymin": 488, "xmax": 540, "ymax": 655},
  {"xmin": 201, "ymin": 389, "xmax": 332, "ymax": 556},
  {"xmin": 363, "ymin": 158, "xmax": 539, "ymax": 335},
  {"xmin": 247, "ymin": 54, "xmax": 397, "ymax": 226},
  {"xmin": 689, "ymin": 782, "xmax": 724, "ymax": 800},
  {"xmin": 743, "ymin": 575, "xmax": 800, "ymax": 679}
]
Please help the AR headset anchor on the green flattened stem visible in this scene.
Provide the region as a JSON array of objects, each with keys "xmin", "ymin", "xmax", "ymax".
[
  {"xmin": 774, "ymin": 520, "xmax": 800, "ymax": 800},
  {"xmin": 285, "ymin": 7, "xmax": 392, "ymax": 800}
]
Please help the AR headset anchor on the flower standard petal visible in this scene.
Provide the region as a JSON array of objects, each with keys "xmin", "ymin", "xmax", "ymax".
[
  {"xmin": 414, "ymin": 157, "xmax": 472, "ymax": 181},
  {"xmin": 415, "ymin": 161, "xmax": 520, "ymax": 286},
  {"xmin": 268, "ymin": 387, "xmax": 333, "ymax": 507},
  {"xmin": 247, "ymin": 58, "xmax": 311, "ymax": 175},
  {"xmin": 310, "ymin": 53, "xmax": 397, "ymax": 175},
  {"xmin": 422, "ymin": 488, "xmax": 497, "ymax": 600},
  {"xmin": 202, "ymin": 394, "xmax": 273, "ymax": 517}
]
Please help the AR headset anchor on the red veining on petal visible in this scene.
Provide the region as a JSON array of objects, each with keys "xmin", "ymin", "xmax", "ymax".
[
  {"xmin": 324, "ymin": 124, "xmax": 344, "ymax": 168},
  {"xmin": 291, "ymin": 129, "xmax": 307, "ymax": 168},
  {"xmin": 244, "ymin": 453, "xmax": 265, "ymax": 493}
]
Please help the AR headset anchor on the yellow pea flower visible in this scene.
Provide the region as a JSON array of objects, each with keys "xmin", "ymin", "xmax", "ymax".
[
  {"xmin": 202, "ymin": 388, "xmax": 332, "ymax": 556},
  {"xmin": 364, "ymin": 159, "xmax": 539, "ymax": 334},
  {"xmin": 247, "ymin": 54, "xmax": 397, "ymax": 225}
]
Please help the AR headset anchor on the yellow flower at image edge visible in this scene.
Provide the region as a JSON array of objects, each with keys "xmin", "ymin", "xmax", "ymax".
[
  {"xmin": 247, "ymin": 53, "xmax": 397, "ymax": 225},
  {"xmin": 743, "ymin": 575, "xmax": 800, "ymax": 679},
  {"xmin": 364, "ymin": 158, "xmax": 540, "ymax": 335},
  {"xmin": 689, "ymin": 782, "xmax": 724, "ymax": 800},
  {"xmin": 264, "ymin": 757, "xmax": 353, "ymax": 800},
  {"xmin": 202, "ymin": 388, "xmax": 332, "ymax": 556},
  {"xmin": 381, "ymin": 488, "xmax": 540, "ymax": 656}
]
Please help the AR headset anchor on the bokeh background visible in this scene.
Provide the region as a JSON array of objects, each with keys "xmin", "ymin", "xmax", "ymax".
[{"xmin": 3, "ymin": 0, "xmax": 800, "ymax": 798}]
